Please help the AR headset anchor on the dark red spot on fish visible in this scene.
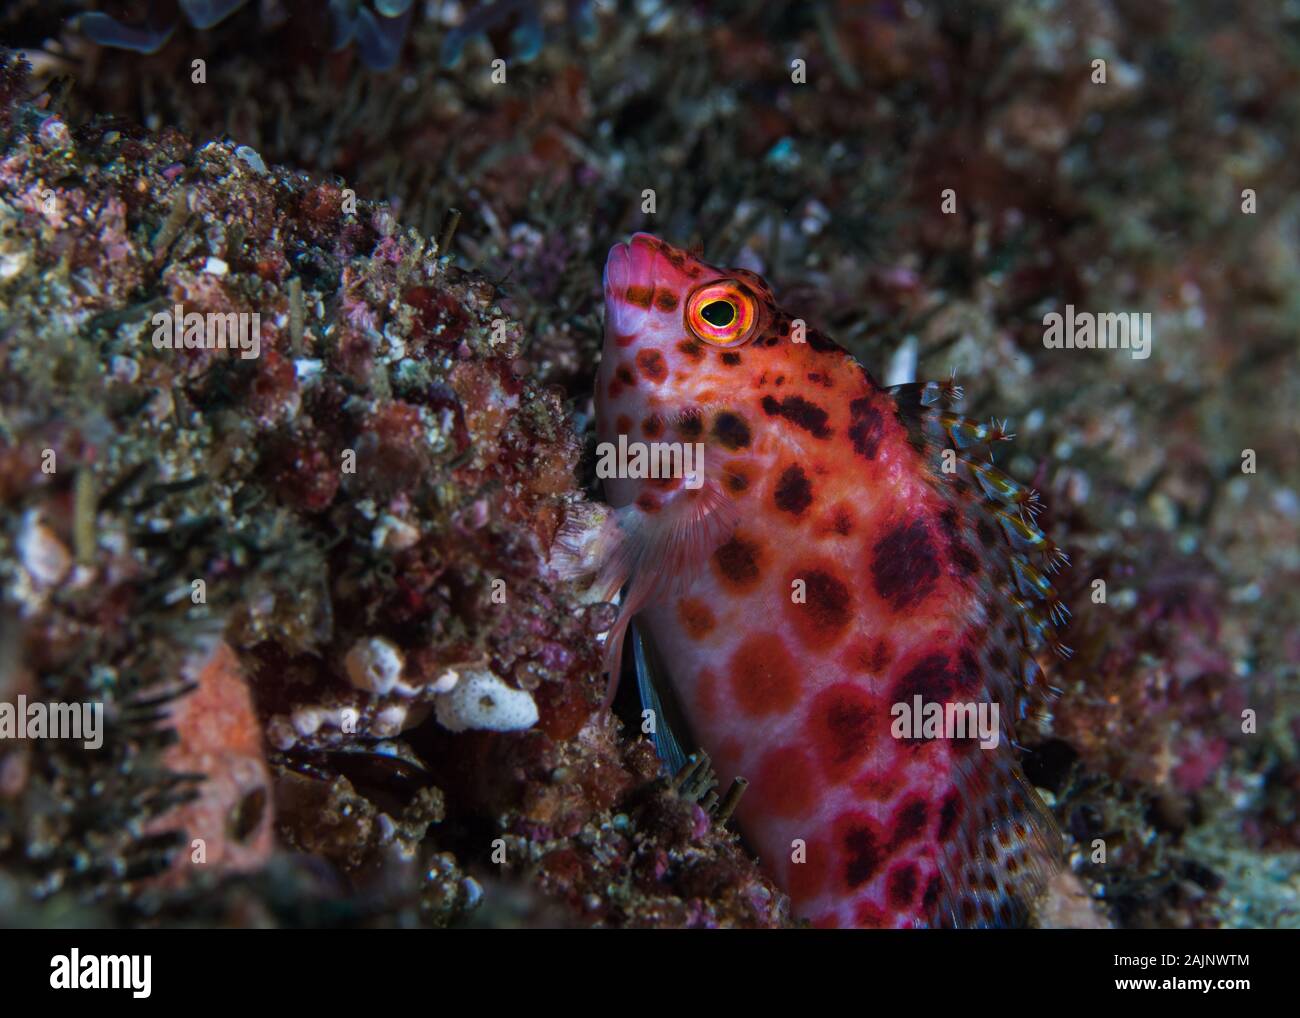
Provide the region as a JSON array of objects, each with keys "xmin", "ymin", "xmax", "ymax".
[
  {"xmin": 615, "ymin": 415, "xmax": 632, "ymax": 435},
  {"xmin": 760, "ymin": 394, "xmax": 832, "ymax": 439},
  {"xmin": 729, "ymin": 634, "xmax": 801, "ymax": 717},
  {"xmin": 774, "ymin": 464, "xmax": 813, "ymax": 516},
  {"xmin": 625, "ymin": 285, "xmax": 653, "ymax": 309},
  {"xmin": 837, "ymin": 814, "xmax": 885, "ymax": 889},
  {"xmin": 677, "ymin": 598, "xmax": 716, "ymax": 640},
  {"xmin": 951, "ymin": 542, "xmax": 980, "ymax": 577},
  {"xmin": 653, "ymin": 289, "xmax": 679, "ymax": 312},
  {"xmin": 887, "ymin": 862, "xmax": 920, "ymax": 909},
  {"xmin": 937, "ymin": 791, "xmax": 962, "ymax": 840},
  {"xmin": 816, "ymin": 503, "xmax": 853, "ymax": 537},
  {"xmin": 806, "ymin": 327, "xmax": 838, "ymax": 353},
  {"xmin": 787, "ymin": 837, "xmax": 829, "ymax": 902},
  {"xmin": 809, "ymin": 684, "xmax": 880, "ymax": 781},
  {"xmin": 848, "ymin": 397, "xmax": 886, "ymax": 460},
  {"xmin": 854, "ymin": 768, "xmax": 907, "ymax": 803},
  {"xmin": 889, "ymin": 797, "xmax": 929, "ymax": 850},
  {"xmin": 842, "ymin": 640, "xmax": 876, "ymax": 674},
  {"xmin": 998, "ymin": 899, "xmax": 1024, "ymax": 926},
  {"xmin": 854, "ymin": 902, "xmax": 886, "ymax": 927},
  {"xmin": 807, "ymin": 372, "xmax": 832, "ymax": 387},
  {"xmin": 871, "ymin": 519, "xmax": 940, "ymax": 612},
  {"xmin": 720, "ymin": 351, "xmax": 742, "ymax": 366},
  {"xmin": 608, "ymin": 379, "xmax": 623, "ymax": 399},
  {"xmin": 789, "ymin": 569, "xmax": 851, "ymax": 648},
  {"xmin": 890, "ymin": 653, "xmax": 961, "ymax": 709},
  {"xmin": 976, "ymin": 519, "xmax": 998, "ymax": 548},
  {"xmin": 677, "ymin": 339, "xmax": 705, "ymax": 362},
  {"xmin": 922, "ymin": 875, "xmax": 941, "ymax": 913},
  {"xmin": 756, "ymin": 746, "xmax": 816, "ymax": 818},
  {"xmin": 939, "ymin": 505, "xmax": 960, "ymax": 537},
  {"xmin": 614, "ymin": 330, "xmax": 637, "ymax": 347},
  {"xmin": 871, "ymin": 638, "xmax": 893, "ymax": 671},
  {"xmin": 956, "ymin": 647, "xmax": 981, "ymax": 694},
  {"xmin": 635, "ymin": 348, "xmax": 667, "ymax": 383},
  {"xmin": 636, "ymin": 493, "xmax": 660, "ymax": 513},
  {"xmin": 711, "ymin": 533, "xmax": 764, "ymax": 592},
  {"xmin": 615, "ymin": 365, "xmax": 636, "ymax": 386},
  {"xmin": 712, "ymin": 411, "xmax": 751, "ymax": 450},
  {"xmin": 642, "ymin": 416, "xmax": 663, "ymax": 438},
  {"xmin": 678, "ymin": 414, "xmax": 703, "ymax": 439},
  {"xmin": 722, "ymin": 461, "xmax": 753, "ymax": 493}
]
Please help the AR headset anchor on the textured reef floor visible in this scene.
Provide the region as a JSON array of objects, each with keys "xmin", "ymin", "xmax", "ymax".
[{"xmin": 0, "ymin": 1, "xmax": 1298, "ymax": 928}]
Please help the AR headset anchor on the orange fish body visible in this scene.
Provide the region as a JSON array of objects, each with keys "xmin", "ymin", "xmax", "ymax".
[{"xmin": 577, "ymin": 234, "xmax": 1067, "ymax": 928}]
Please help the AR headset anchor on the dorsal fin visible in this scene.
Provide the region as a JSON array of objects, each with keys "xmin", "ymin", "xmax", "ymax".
[{"xmin": 889, "ymin": 376, "xmax": 1070, "ymax": 924}]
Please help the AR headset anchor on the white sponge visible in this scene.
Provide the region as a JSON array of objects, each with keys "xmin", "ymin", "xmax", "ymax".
[
  {"xmin": 344, "ymin": 637, "xmax": 404, "ymax": 695},
  {"xmin": 435, "ymin": 670, "xmax": 538, "ymax": 733}
]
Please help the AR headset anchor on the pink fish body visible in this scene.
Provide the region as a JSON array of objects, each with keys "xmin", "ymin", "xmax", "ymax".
[{"xmin": 577, "ymin": 234, "xmax": 1067, "ymax": 928}]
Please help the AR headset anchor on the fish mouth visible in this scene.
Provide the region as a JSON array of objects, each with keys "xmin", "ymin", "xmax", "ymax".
[
  {"xmin": 603, "ymin": 236, "xmax": 663, "ymax": 337},
  {"xmin": 603, "ymin": 241, "xmax": 632, "ymax": 298},
  {"xmin": 604, "ymin": 233, "xmax": 666, "ymax": 298}
]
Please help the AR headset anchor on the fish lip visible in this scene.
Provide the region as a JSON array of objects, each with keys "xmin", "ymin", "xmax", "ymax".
[
  {"xmin": 606, "ymin": 234, "xmax": 666, "ymax": 296},
  {"xmin": 603, "ymin": 241, "xmax": 631, "ymax": 297}
]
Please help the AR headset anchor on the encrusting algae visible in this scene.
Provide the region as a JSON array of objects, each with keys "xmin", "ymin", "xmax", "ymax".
[{"xmin": 0, "ymin": 49, "xmax": 786, "ymax": 928}]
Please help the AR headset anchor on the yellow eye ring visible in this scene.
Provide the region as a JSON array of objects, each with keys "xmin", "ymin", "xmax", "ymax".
[{"xmin": 685, "ymin": 282, "xmax": 758, "ymax": 346}]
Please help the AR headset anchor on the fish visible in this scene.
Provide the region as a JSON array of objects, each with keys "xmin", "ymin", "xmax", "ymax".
[{"xmin": 560, "ymin": 232, "xmax": 1069, "ymax": 928}]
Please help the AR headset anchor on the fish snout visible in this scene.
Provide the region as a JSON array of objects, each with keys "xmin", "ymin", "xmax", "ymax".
[{"xmin": 603, "ymin": 241, "xmax": 632, "ymax": 298}]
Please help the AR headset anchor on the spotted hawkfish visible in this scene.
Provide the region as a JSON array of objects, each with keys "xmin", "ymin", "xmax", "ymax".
[{"xmin": 559, "ymin": 233, "xmax": 1070, "ymax": 928}]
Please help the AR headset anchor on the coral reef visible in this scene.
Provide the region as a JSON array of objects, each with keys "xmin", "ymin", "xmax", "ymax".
[{"xmin": 0, "ymin": 49, "xmax": 784, "ymax": 926}]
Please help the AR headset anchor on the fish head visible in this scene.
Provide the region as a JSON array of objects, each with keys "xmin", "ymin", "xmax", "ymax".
[{"xmin": 598, "ymin": 233, "xmax": 782, "ymax": 442}]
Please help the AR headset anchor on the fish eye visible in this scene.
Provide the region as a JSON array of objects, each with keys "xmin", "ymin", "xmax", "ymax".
[
  {"xmin": 685, "ymin": 281, "xmax": 757, "ymax": 346},
  {"xmin": 700, "ymin": 300, "xmax": 735, "ymax": 327}
]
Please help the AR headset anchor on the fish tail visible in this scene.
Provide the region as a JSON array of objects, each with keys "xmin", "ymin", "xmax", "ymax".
[{"xmin": 934, "ymin": 747, "xmax": 1062, "ymax": 928}]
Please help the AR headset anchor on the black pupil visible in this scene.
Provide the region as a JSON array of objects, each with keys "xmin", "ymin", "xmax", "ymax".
[{"xmin": 701, "ymin": 300, "xmax": 735, "ymax": 327}]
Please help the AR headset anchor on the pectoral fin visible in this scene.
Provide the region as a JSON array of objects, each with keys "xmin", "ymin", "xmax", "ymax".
[
  {"xmin": 551, "ymin": 481, "xmax": 737, "ymax": 706},
  {"xmin": 632, "ymin": 620, "xmax": 695, "ymax": 776}
]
